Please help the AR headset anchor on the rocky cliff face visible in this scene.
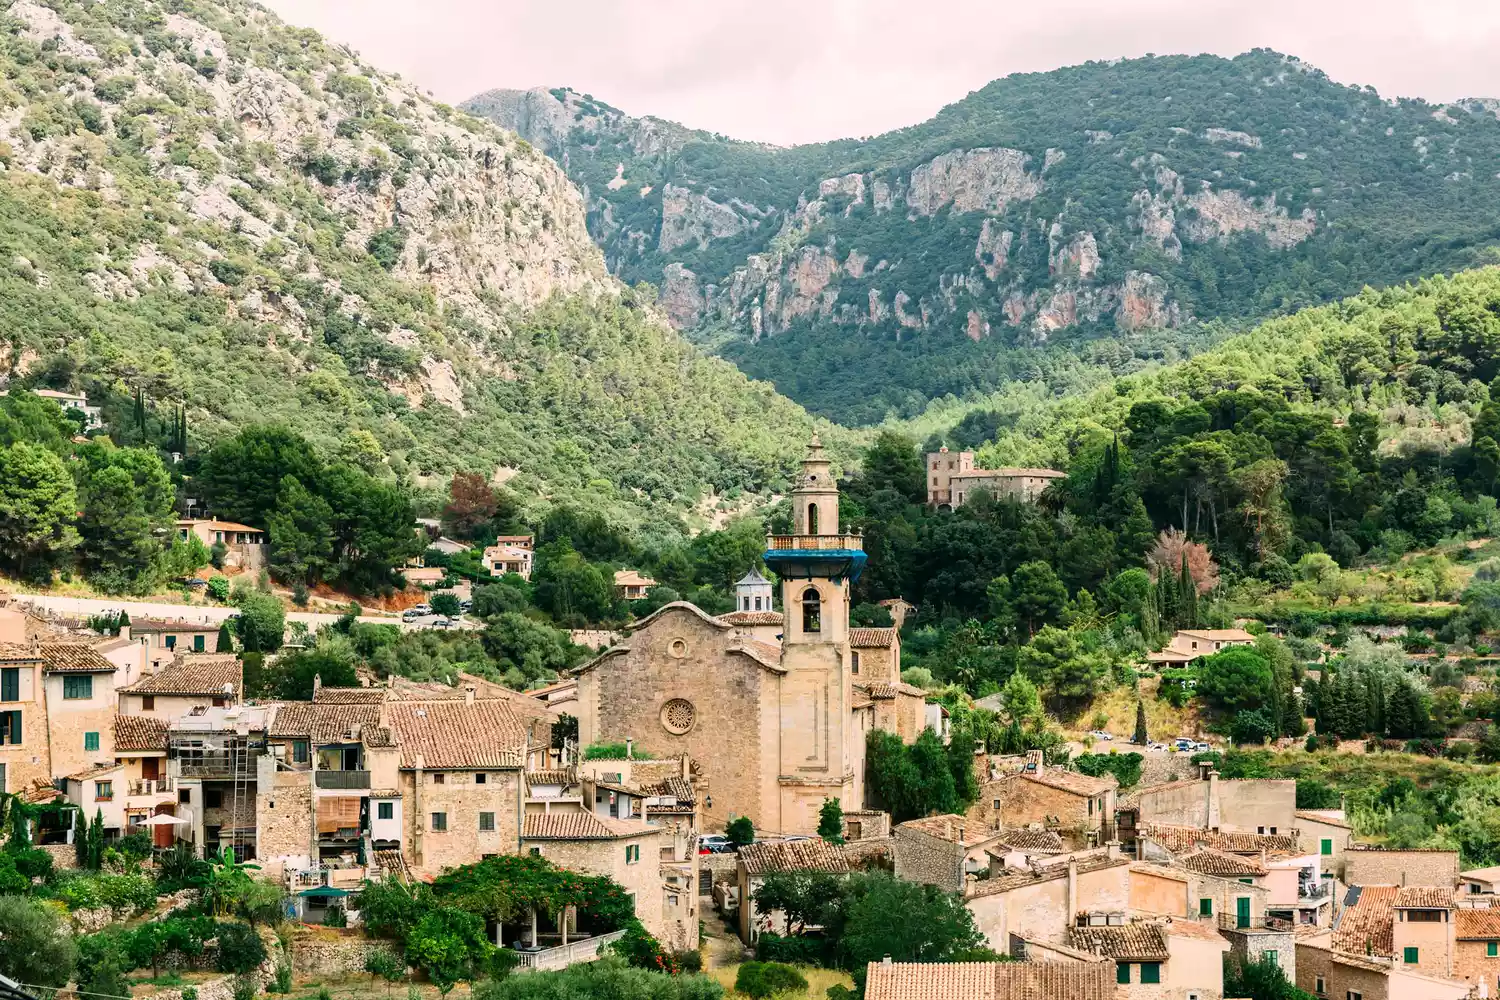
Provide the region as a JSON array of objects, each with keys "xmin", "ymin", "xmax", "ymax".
[{"xmin": 465, "ymin": 53, "xmax": 1500, "ymax": 424}]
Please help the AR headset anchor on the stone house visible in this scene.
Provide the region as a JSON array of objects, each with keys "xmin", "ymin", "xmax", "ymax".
[
  {"xmin": 1453, "ymin": 908, "xmax": 1500, "ymax": 995},
  {"xmin": 613, "ymin": 570, "xmax": 656, "ymax": 601},
  {"xmin": 167, "ymin": 703, "xmax": 277, "ymax": 860},
  {"xmin": 1295, "ymin": 939, "xmax": 1469, "ymax": 1000},
  {"xmin": 1297, "ymin": 809, "xmax": 1355, "ymax": 878},
  {"xmin": 736, "ymin": 838, "xmax": 851, "ymax": 944},
  {"xmin": 970, "ymin": 750, "xmax": 1118, "ymax": 845},
  {"xmin": 1135, "ymin": 823, "xmax": 1299, "ymax": 865},
  {"xmin": 1068, "ymin": 917, "xmax": 1230, "ymax": 1000},
  {"xmin": 894, "ymin": 814, "xmax": 1009, "ymax": 892},
  {"xmin": 1459, "ymin": 864, "xmax": 1500, "ymax": 897},
  {"xmin": 925, "ymin": 447, "xmax": 1065, "ymax": 508},
  {"xmin": 1343, "ymin": 848, "xmax": 1460, "ymax": 888},
  {"xmin": 1129, "ymin": 861, "xmax": 1270, "ymax": 931},
  {"xmin": 174, "ymin": 520, "xmax": 266, "ymax": 570},
  {"xmin": 129, "ymin": 619, "xmax": 229, "ymax": 670},
  {"xmin": 1120, "ymin": 767, "xmax": 1296, "ymax": 843},
  {"xmin": 39, "ymin": 642, "xmax": 121, "ymax": 780},
  {"xmin": 118, "ymin": 653, "xmax": 242, "ymax": 718},
  {"xmin": 111, "ymin": 714, "xmax": 176, "ymax": 846},
  {"xmin": 842, "ymin": 809, "xmax": 889, "ymax": 842},
  {"xmin": 962, "ymin": 852, "xmax": 1132, "ymax": 949},
  {"xmin": 1145, "ymin": 628, "xmax": 1257, "ymax": 666},
  {"xmin": 1389, "ymin": 886, "xmax": 1456, "ymax": 980},
  {"xmin": 863, "ymin": 955, "xmax": 1115, "ymax": 1000}
]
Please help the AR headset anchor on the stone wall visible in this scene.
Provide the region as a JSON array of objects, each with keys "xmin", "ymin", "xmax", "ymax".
[
  {"xmin": 1452, "ymin": 939, "xmax": 1500, "ymax": 992},
  {"xmin": 1224, "ymin": 927, "xmax": 1296, "ymax": 983},
  {"xmin": 290, "ymin": 931, "xmax": 402, "ymax": 977},
  {"xmin": 407, "ymin": 768, "xmax": 522, "ymax": 872},
  {"xmin": 1345, "ymin": 849, "xmax": 1460, "ymax": 888},
  {"xmin": 971, "ymin": 774, "xmax": 1094, "ymax": 834},
  {"xmin": 1295, "ymin": 943, "xmax": 1390, "ymax": 1000},
  {"xmin": 523, "ymin": 831, "xmax": 665, "ymax": 943},
  {"xmin": 843, "ymin": 810, "xmax": 889, "ymax": 841},
  {"xmin": 893, "ymin": 825, "xmax": 964, "ymax": 892},
  {"xmin": 258, "ymin": 773, "xmax": 312, "ymax": 870}
]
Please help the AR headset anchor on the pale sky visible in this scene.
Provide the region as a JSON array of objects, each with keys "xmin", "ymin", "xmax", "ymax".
[{"xmin": 263, "ymin": 0, "xmax": 1500, "ymax": 146}]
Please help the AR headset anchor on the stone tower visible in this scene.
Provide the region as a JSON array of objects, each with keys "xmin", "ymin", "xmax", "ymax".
[
  {"xmin": 734, "ymin": 566, "xmax": 775, "ymax": 613},
  {"xmin": 764, "ymin": 435, "xmax": 867, "ymax": 833}
]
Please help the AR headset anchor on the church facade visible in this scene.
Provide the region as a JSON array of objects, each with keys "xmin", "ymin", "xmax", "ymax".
[{"xmin": 573, "ymin": 437, "xmax": 927, "ymax": 835}]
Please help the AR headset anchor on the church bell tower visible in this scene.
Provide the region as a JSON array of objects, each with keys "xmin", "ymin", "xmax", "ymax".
[{"xmin": 763, "ymin": 435, "xmax": 866, "ymax": 833}]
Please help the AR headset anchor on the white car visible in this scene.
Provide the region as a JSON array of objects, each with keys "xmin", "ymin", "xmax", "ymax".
[
  {"xmin": 1148, "ymin": 742, "xmax": 1170, "ymax": 752},
  {"xmin": 1088, "ymin": 730, "xmax": 1112, "ymax": 741}
]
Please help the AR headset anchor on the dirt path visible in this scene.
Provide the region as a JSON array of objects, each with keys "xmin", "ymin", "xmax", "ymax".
[{"xmin": 701, "ymin": 907, "xmax": 750, "ymax": 971}]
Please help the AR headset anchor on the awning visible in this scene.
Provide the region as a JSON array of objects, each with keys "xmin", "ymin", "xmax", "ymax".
[{"xmin": 298, "ymin": 887, "xmax": 349, "ymax": 898}]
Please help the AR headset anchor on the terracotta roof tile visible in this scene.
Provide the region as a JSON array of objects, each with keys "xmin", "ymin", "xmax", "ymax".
[
  {"xmin": 863, "ymin": 962, "xmax": 998, "ymax": 1000},
  {"xmin": 522, "ymin": 813, "xmax": 654, "ymax": 840},
  {"xmin": 718, "ymin": 611, "xmax": 783, "ymax": 626},
  {"xmin": 1394, "ymin": 886, "xmax": 1454, "ymax": 908},
  {"xmin": 967, "ymin": 855, "xmax": 1130, "ymax": 899},
  {"xmin": 1140, "ymin": 822, "xmax": 1298, "ymax": 855},
  {"xmin": 1068, "ymin": 923, "xmax": 1169, "ymax": 961},
  {"xmin": 1181, "ymin": 847, "xmax": 1268, "ymax": 877},
  {"xmin": 996, "ymin": 829, "xmax": 1065, "ymax": 852},
  {"xmin": 526, "ymin": 768, "xmax": 578, "ymax": 788},
  {"xmin": 314, "ymin": 686, "xmax": 387, "ymax": 704},
  {"xmin": 849, "ymin": 627, "xmax": 897, "ymax": 648},
  {"xmin": 113, "ymin": 714, "xmax": 167, "ymax": 752},
  {"xmin": 128, "ymin": 617, "xmax": 221, "ymax": 633},
  {"xmin": 0, "ymin": 641, "xmax": 41, "ymax": 662},
  {"xmin": 1295, "ymin": 809, "xmax": 1352, "ymax": 829},
  {"xmin": 270, "ymin": 702, "xmax": 389, "ymax": 745},
  {"xmin": 1457, "ymin": 909, "xmax": 1500, "ymax": 939},
  {"xmin": 123, "ymin": 654, "xmax": 241, "ymax": 697},
  {"xmin": 386, "ymin": 700, "xmax": 527, "ymax": 769},
  {"xmin": 41, "ymin": 642, "xmax": 117, "ymax": 673},
  {"xmin": 898, "ymin": 814, "xmax": 1002, "ymax": 847},
  {"xmin": 1332, "ymin": 884, "xmax": 1396, "ymax": 957},
  {"xmin": 1024, "ymin": 767, "xmax": 1116, "ymax": 796},
  {"xmin": 740, "ymin": 838, "xmax": 851, "ymax": 876},
  {"xmin": 861, "ymin": 680, "xmax": 929, "ymax": 699}
]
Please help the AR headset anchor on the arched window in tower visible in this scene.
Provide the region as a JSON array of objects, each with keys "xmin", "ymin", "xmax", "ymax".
[
  {"xmin": 807, "ymin": 502, "xmax": 819, "ymax": 535},
  {"xmin": 801, "ymin": 587, "xmax": 822, "ymax": 634}
]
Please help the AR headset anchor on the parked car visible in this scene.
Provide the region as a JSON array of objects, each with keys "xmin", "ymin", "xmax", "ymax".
[
  {"xmin": 1172, "ymin": 738, "xmax": 1196, "ymax": 751},
  {"xmin": 698, "ymin": 835, "xmax": 733, "ymax": 854},
  {"xmin": 401, "ymin": 609, "xmax": 423, "ymax": 622},
  {"xmin": 1148, "ymin": 742, "xmax": 1170, "ymax": 752},
  {"xmin": 1088, "ymin": 730, "xmax": 1113, "ymax": 741},
  {"xmin": 431, "ymin": 616, "xmax": 454, "ymax": 629},
  {"xmin": 1194, "ymin": 741, "xmax": 1212, "ymax": 752}
]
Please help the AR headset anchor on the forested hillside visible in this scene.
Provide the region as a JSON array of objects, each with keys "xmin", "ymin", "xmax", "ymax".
[
  {"xmin": 466, "ymin": 53, "xmax": 1500, "ymax": 424},
  {"xmin": 0, "ymin": 0, "xmax": 826, "ymax": 543}
]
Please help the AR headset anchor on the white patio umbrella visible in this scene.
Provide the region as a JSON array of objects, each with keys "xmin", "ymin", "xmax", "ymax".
[{"xmin": 141, "ymin": 813, "xmax": 187, "ymax": 825}]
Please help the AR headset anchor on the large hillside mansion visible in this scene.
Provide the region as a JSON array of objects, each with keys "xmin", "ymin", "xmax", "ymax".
[{"xmin": 925, "ymin": 446, "xmax": 1065, "ymax": 508}]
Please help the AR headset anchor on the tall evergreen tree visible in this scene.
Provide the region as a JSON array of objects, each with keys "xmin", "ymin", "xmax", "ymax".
[{"xmin": 1133, "ymin": 700, "xmax": 1149, "ymax": 745}]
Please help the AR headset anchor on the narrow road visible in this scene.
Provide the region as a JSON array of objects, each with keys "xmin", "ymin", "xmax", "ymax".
[{"xmin": 13, "ymin": 593, "xmax": 349, "ymax": 630}]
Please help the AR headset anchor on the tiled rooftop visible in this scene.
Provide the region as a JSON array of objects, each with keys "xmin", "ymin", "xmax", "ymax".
[
  {"xmin": 1393, "ymin": 886, "xmax": 1454, "ymax": 908},
  {"xmin": 1068, "ymin": 923, "xmax": 1169, "ymax": 962},
  {"xmin": 1139, "ymin": 822, "xmax": 1298, "ymax": 855},
  {"xmin": 123, "ymin": 654, "xmax": 241, "ymax": 697},
  {"xmin": 521, "ymin": 813, "xmax": 654, "ymax": 840},
  {"xmin": 385, "ymin": 699, "xmax": 528, "ymax": 769},
  {"xmin": 113, "ymin": 714, "xmax": 167, "ymax": 752},
  {"xmin": 1457, "ymin": 909, "xmax": 1500, "ymax": 939},
  {"xmin": 1180, "ymin": 847, "xmax": 1268, "ymax": 878},
  {"xmin": 128, "ymin": 617, "xmax": 221, "ymax": 633},
  {"xmin": 270, "ymin": 701, "xmax": 392, "ymax": 746},
  {"xmin": 740, "ymin": 838, "xmax": 852, "ymax": 876},
  {"xmin": 898, "ymin": 814, "xmax": 1001, "ymax": 847},
  {"xmin": 996, "ymin": 828, "xmax": 1065, "ymax": 853},
  {"xmin": 848, "ymin": 627, "xmax": 897, "ymax": 648},
  {"xmin": 1332, "ymin": 884, "xmax": 1396, "ymax": 957},
  {"xmin": 314, "ymin": 686, "xmax": 387, "ymax": 704},
  {"xmin": 1021, "ymin": 766, "xmax": 1117, "ymax": 797},
  {"xmin": 967, "ymin": 855, "xmax": 1130, "ymax": 899},
  {"xmin": 40, "ymin": 642, "xmax": 117, "ymax": 673},
  {"xmin": 718, "ymin": 610, "xmax": 783, "ymax": 626}
]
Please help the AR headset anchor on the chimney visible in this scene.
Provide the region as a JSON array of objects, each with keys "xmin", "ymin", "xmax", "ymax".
[
  {"xmin": 626, "ymin": 737, "xmax": 634, "ymax": 760},
  {"xmin": 1067, "ymin": 858, "xmax": 1079, "ymax": 919},
  {"xmin": 464, "ymin": 684, "xmax": 476, "ymax": 705},
  {"xmin": 312, "ymin": 673, "xmax": 322, "ymax": 700},
  {"xmin": 1106, "ymin": 839, "xmax": 1121, "ymax": 860},
  {"xmin": 881, "ymin": 956, "xmax": 892, "ymax": 966},
  {"xmin": 1206, "ymin": 770, "xmax": 1221, "ymax": 831}
]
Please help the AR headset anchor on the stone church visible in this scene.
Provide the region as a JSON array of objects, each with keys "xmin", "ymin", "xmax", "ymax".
[{"xmin": 574, "ymin": 437, "xmax": 927, "ymax": 835}]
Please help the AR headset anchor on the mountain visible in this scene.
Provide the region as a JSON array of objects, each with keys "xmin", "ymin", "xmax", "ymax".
[
  {"xmin": 463, "ymin": 53, "xmax": 1500, "ymax": 426},
  {"xmin": 0, "ymin": 0, "xmax": 825, "ymax": 540}
]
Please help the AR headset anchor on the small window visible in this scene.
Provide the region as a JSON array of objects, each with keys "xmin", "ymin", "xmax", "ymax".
[
  {"xmin": 179, "ymin": 789, "xmax": 191, "ymax": 804},
  {"xmin": 801, "ymin": 587, "xmax": 821, "ymax": 634},
  {"xmin": 1240, "ymin": 878, "xmax": 1254, "ymax": 885},
  {"xmin": 165, "ymin": 635, "xmax": 177, "ymax": 650},
  {"xmin": 529, "ymin": 847, "xmax": 541, "ymax": 856},
  {"xmin": 1321, "ymin": 838, "xmax": 1333, "ymax": 856},
  {"xmin": 1199, "ymin": 898, "xmax": 1213, "ymax": 916},
  {"xmin": 431, "ymin": 812, "xmax": 447, "ymax": 832},
  {"xmin": 1488, "ymin": 941, "xmax": 1497, "ymax": 957},
  {"xmin": 95, "ymin": 781, "xmax": 113, "ymax": 801},
  {"xmin": 1257, "ymin": 826, "xmax": 1265, "ymax": 834},
  {"xmin": 377, "ymin": 802, "xmax": 394, "ymax": 821},
  {"xmin": 1315, "ymin": 977, "xmax": 1325, "ymax": 995},
  {"xmin": 475, "ymin": 773, "xmax": 486, "ymax": 785},
  {"xmin": 1262, "ymin": 950, "xmax": 1278, "ymax": 966},
  {"xmin": 1347, "ymin": 992, "xmax": 1362, "ymax": 1000},
  {"xmin": 1116, "ymin": 963, "xmax": 1130, "ymax": 985},
  {"xmin": 807, "ymin": 502, "xmax": 819, "ymax": 534},
  {"xmin": 1269, "ymin": 826, "xmax": 1278, "ymax": 835},
  {"xmin": 754, "ymin": 596, "xmax": 762, "ymax": 611},
  {"xmin": 1, "ymin": 667, "xmax": 18, "ymax": 702},
  {"xmin": 1140, "ymin": 962, "xmax": 1161, "ymax": 985},
  {"xmin": 992, "ymin": 799, "xmax": 1001, "ymax": 810},
  {"xmin": 84, "ymin": 731, "xmax": 99, "ymax": 752},
  {"xmin": 64, "ymin": 675, "xmax": 93, "ymax": 700},
  {"xmin": 479, "ymin": 812, "xmax": 495, "ymax": 832},
  {"xmin": 293, "ymin": 741, "xmax": 309, "ymax": 763},
  {"xmin": 206, "ymin": 789, "xmax": 223, "ymax": 808},
  {"xmin": 1089, "ymin": 799, "xmax": 1094, "ymax": 815},
  {"xmin": 433, "ymin": 773, "xmax": 445, "ymax": 784},
  {"xmin": 142, "ymin": 695, "xmax": 155, "ymax": 711},
  {"xmin": 626, "ymin": 844, "xmax": 639, "ymax": 864},
  {"xmin": 851, "ymin": 651, "xmax": 861, "ymax": 675},
  {"xmin": 1403, "ymin": 946, "xmax": 1418, "ymax": 964}
]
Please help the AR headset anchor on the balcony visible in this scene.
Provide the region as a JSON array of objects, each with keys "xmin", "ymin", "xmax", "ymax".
[
  {"xmin": 766, "ymin": 533, "xmax": 864, "ymax": 552},
  {"xmin": 514, "ymin": 928, "xmax": 627, "ymax": 972},
  {"xmin": 128, "ymin": 778, "xmax": 173, "ymax": 797},
  {"xmin": 315, "ymin": 770, "xmax": 370, "ymax": 790},
  {"xmin": 177, "ymin": 755, "xmax": 256, "ymax": 779}
]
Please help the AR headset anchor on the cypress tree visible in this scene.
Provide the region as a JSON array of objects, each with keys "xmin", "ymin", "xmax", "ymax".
[
  {"xmin": 1133, "ymin": 700, "xmax": 1149, "ymax": 745},
  {"xmin": 1179, "ymin": 554, "xmax": 1198, "ymax": 629},
  {"xmin": 216, "ymin": 621, "xmax": 234, "ymax": 654}
]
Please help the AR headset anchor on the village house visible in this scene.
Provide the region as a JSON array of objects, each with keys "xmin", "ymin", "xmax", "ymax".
[
  {"xmin": 925, "ymin": 447, "xmax": 1066, "ymax": 508},
  {"xmin": 1127, "ymin": 860, "xmax": 1272, "ymax": 934},
  {"xmin": 111, "ymin": 714, "xmax": 176, "ymax": 847},
  {"xmin": 127, "ymin": 619, "xmax": 226, "ymax": 671},
  {"xmin": 174, "ymin": 520, "xmax": 267, "ymax": 570},
  {"xmin": 893, "ymin": 814, "xmax": 1010, "ymax": 892},
  {"xmin": 117, "ymin": 653, "xmax": 242, "ymax": 719},
  {"xmin": 1461, "ymin": 865, "xmax": 1500, "ymax": 897},
  {"xmin": 1298, "ymin": 809, "xmax": 1355, "ymax": 879},
  {"xmin": 22, "ymin": 388, "xmax": 103, "ymax": 429},
  {"xmin": 969, "ymin": 750, "xmax": 1118, "ymax": 847},
  {"xmin": 167, "ymin": 703, "xmax": 276, "ymax": 860},
  {"xmin": 1343, "ymin": 847, "xmax": 1461, "ymax": 888},
  {"xmin": 736, "ymin": 837, "xmax": 851, "ymax": 944},
  {"xmin": 1145, "ymin": 628, "xmax": 1258, "ymax": 666},
  {"xmin": 862, "ymin": 954, "xmax": 1115, "ymax": 1000},
  {"xmin": 40, "ymin": 642, "xmax": 121, "ymax": 780},
  {"xmin": 961, "ymin": 851, "xmax": 1133, "ymax": 949},
  {"xmin": 483, "ymin": 535, "xmax": 534, "ymax": 580},
  {"xmin": 1069, "ymin": 918, "xmax": 1230, "ymax": 1000},
  {"xmin": 1119, "ymin": 765, "xmax": 1297, "ymax": 849},
  {"xmin": 1452, "ymin": 909, "xmax": 1500, "ymax": 994},
  {"xmin": 520, "ymin": 812, "xmax": 670, "ymax": 947},
  {"xmin": 612, "ymin": 569, "xmax": 656, "ymax": 601}
]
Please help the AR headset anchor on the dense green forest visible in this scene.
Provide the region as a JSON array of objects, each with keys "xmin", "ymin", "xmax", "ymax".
[
  {"xmin": 468, "ymin": 52, "xmax": 1500, "ymax": 424},
  {"xmin": 0, "ymin": 0, "xmax": 832, "ymax": 546}
]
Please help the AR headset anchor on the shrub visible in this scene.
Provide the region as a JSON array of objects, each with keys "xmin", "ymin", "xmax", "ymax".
[
  {"xmin": 726, "ymin": 816, "xmax": 755, "ymax": 847},
  {"xmin": 53, "ymin": 871, "xmax": 158, "ymax": 912},
  {"xmin": 271, "ymin": 960, "xmax": 292, "ymax": 993},
  {"xmin": 216, "ymin": 921, "xmax": 267, "ymax": 974},
  {"xmin": 734, "ymin": 961, "xmax": 808, "ymax": 999},
  {"xmin": 232, "ymin": 975, "xmax": 257, "ymax": 1000},
  {"xmin": 183, "ymin": 989, "xmax": 198, "ymax": 1000},
  {"xmin": 754, "ymin": 932, "xmax": 826, "ymax": 966},
  {"xmin": 675, "ymin": 950, "xmax": 703, "ymax": 973},
  {"xmin": 612, "ymin": 921, "xmax": 678, "ymax": 974}
]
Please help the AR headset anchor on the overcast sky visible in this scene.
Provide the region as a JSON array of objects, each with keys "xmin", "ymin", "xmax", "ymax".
[{"xmin": 262, "ymin": 0, "xmax": 1500, "ymax": 146}]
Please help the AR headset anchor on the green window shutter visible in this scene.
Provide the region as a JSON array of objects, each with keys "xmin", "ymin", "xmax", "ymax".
[
  {"xmin": 1, "ymin": 667, "xmax": 17, "ymax": 702},
  {"xmin": 1199, "ymin": 897, "xmax": 1212, "ymax": 916},
  {"xmin": 1116, "ymin": 963, "xmax": 1130, "ymax": 985},
  {"xmin": 7, "ymin": 710, "xmax": 20, "ymax": 744},
  {"xmin": 1237, "ymin": 896, "xmax": 1251, "ymax": 929},
  {"xmin": 165, "ymin": 635, "xmax": 176, "ymax": 650},
  {"xmin": 1403, "ymin": 947, "xmax": 1418, "ymax": 964},
  {"xmin": 64, "ymin": 675, "xmax": 93, "ymax": 700},
  {"xmin": 1141, "ymin": 962, "xmax": 1161, "ymax": 984},
  {"xmin": 84, "ymin": 731, "xmax": 99, "ymax": 752},
  {"xmin": 377, "ymin": 802, "xmax": 393, "ymax": 820},
  {"xmin": 194, "ymin": 635, "xmax": 205, "ymax": 651},
  {"xmin": 1321, "ymin": 838, "xmax": 1333, "ymax": 856},
  {"xmin": 1488, "ymin": 941, "xmax": 1497, "ymax": 958}
]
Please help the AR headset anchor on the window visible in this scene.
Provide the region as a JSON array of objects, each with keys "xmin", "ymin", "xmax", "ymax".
[
  {"xmin": 851, "ymin": 651, "xmax": 861, "ymax": 675},
  {"xmin": 377, "ymin": 802, "xmax": 394, "ymax": 821},
  {"xmin": 63, "ymin": 675, "xmax": 93, "ymax": 700},
  {"xmin": 1407, "ymin": 909, "xmax": 1444, "ymax": 922},
  {"xmin": 992, "ymin": 799, "xmax": 1001, "ymax": 810},
  {"xmin": 433, "ymin": 773, "xmax": 445, "ymax": 784},
  {"xmin": 1488, "ymin": 941, "xmax": 1497, "ymax": 957},
  {"xmin": 1262, "ymin": 950, "xmax": 1278, "ymax": 966},
  {"xmin": 626, "ymin": 844, "xmax": 639, "ymax": 864},
  {"xmin": 0, "ymin": 710, "xmax": 19, "ymax": 745},
  {"xmin": 478, "ymin": 812, "xmax": 495, "ymax": 832},
  {"xmin": 430, "ymin": 812, "xmax": 447, "ymax": 832},
  {"xmin": 293, "ymin": 741, "xmax": 308, "ymax": 763},
  {"xmin": 179, "ymin": 789, "xmax": 191, "ymax": 804},
  {"xmin": 801, "ymin": 588, "xmax": 821, "ymax": 634},
  {"xmin": 1403, "ymin": 947, "xmax": 1419, "ymax": 964},
  {"xmin": 1088, "ymin": 798, "xmax": 1094, "ymax": 815},
  {"xmin": 1240, "ymin": 878, "xmax": 1254, "ymax": 885},
  {"xmin": 193, "ymin": 635, "xmax": 205, "ymax": 652},
  {"xmin": 1270, "ymin": 826, "xmax": 1278, "ymax": 834},
  {"xmin": 1315, "ymin": 976, "xmax": 1325, "ymax": 995},
  {"xmin": 1, "ymin": 667, "xmax": 17, "ymax": 702},
  {"xmin": 807, "ymin": 503, "xmax": 819, "ymax": 534},
  {"xmin": 754, "ymin": 596, "xmax": 762, "ymax": 611},
  {"xmin": 142, "ymin": 695, "xmax": 154, "ymax": 711},
  {"xmin": 84, "ymin": 731, "xmax": 99, "ymax": 752},
  {"xmin": 1116, "ymin": 963, "xmax": 1130, "ymax": 985},
  {"xmin": 529, "ymin": 847, "xmax": 541, "ymax": 856},
  {"xmin": 206, "ymin": 789, "xmax": 223, "ymax": 808},
  {"xmin": 95, "ymin": 781, "xmax": 113, "ymax": 802},
  {"xmin": 1347, "ymin": 992, "xmax": 1362, "ymax": 1000},
  {"xmin": 1321, "ymin": 838, "xmax": 1333, "ymax": 856},
  {"xmin": 1140, "ymin": 963, "xmax": 1161, "ymax": 985},
  {"xmin": 475, "ymin": 773, "xmax": 486, "ymax": 784},
  {"xmin": 165, "ymin": 635, "xmax": 176, "ymax": 650},
  {"xmin": 1257, "ymin": 826, "xmax": 1265, "ymax": 834},
  {"xmin": 1199, "ymin": 898, "xmax": 1213, "ymax": 916}
]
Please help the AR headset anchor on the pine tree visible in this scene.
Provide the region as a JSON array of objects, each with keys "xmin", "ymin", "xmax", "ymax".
[
  {"xmin": 817, "ymin": 797, "xmax": 845, "ymax": 844},
  {"xmin": 1133, "ymin": 701, "xmax": 1149, "ymax": 745}
]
